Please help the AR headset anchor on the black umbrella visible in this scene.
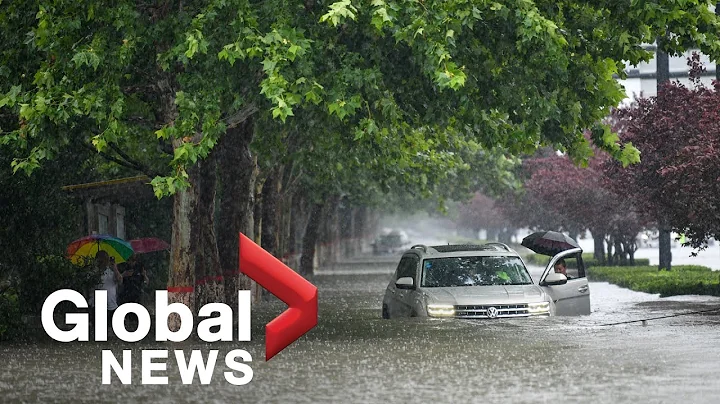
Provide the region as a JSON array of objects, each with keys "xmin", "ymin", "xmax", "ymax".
[{"xmin": 521, "ymin": 231, "xmax": 580, "ymax": 256}]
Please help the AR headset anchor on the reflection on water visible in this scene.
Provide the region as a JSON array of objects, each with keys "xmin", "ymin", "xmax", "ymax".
[{"xmin": 2, "ymin": 264, "xmax": 720, "ymax": 403}]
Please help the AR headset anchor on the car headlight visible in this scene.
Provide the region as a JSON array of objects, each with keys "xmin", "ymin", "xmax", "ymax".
[
  {"xmin": 427, "ymin": 304, "xmax": 455, "ymax": 317},
  {"xmin": 527, "ymin": 302, "xmax": 550, "ymax": 315}
]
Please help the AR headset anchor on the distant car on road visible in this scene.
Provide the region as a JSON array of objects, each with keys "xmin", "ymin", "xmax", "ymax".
[
  {"xmin": 371, "ymin": 230, "xmax": 409, "ymax": 255},
  {"xmin": 381, "ymin": 243, "xmax": 590, "ymax": 319}
]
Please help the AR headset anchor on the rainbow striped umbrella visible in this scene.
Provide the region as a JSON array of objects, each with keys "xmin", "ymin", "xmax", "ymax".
[{"xmin": 67, "ymin": 234, "xmax": 134, "ymax": 265}]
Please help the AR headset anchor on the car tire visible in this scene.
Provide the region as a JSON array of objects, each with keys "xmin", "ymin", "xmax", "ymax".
[{"xmin": 382, "ymin": 305, "xmax": 390, "ymax": 319}]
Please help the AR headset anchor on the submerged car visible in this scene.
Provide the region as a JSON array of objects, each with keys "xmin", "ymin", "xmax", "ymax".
[{"xmin": 381, "ymin": 243, "xmax": 590, "ymax": 319}]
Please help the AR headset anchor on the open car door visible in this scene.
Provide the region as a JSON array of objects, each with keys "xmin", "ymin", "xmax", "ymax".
[{"xmin": 538, "ymin": 248, "xmax": 591, "ymax": 315}]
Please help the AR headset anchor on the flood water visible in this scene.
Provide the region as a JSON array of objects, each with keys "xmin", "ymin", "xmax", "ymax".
[{"xmin": 2, "ymin": 261, "xmax": 720, "ymax": 403}]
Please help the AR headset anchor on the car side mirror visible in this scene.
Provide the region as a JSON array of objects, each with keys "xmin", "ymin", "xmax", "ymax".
[
  {"xmin": 395, "ymin": 277, "xmax": 415, "ymax": 289},
  {"xmin": 543, "ymin": 272, "xmax": 568, "ymax": 286}
]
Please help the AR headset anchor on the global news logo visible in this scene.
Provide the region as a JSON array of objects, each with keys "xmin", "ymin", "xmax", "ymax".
[{"xmin": 40, "ymin": 233, "xmax": 318, "ymax": 385}]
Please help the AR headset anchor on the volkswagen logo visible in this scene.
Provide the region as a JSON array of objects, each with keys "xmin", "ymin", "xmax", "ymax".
[{"xmin": 486, "ymin": 307, "xmax": 498, "ymax": 318}]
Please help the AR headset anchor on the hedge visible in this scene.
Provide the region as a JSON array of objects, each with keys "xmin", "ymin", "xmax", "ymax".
[
  {"xmin": 588, "ymin": 265, "xmax": 720, "ymax": 297},
  {"xmin": 523, "ymin": 253, "xmax": 650, "ymax": 268}
]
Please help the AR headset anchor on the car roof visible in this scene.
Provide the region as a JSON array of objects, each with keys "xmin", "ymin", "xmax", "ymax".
[{"xmin": 403, "ymin": 243, "xmax": 521, "ymax": 258}]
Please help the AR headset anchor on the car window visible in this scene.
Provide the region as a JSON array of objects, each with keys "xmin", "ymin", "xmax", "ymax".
[
  {"xmin": 554, "ymin": 253, "xmax": 585, "ymax": 279},
  {"xmin": 421, "ymin": 256, "xmax": 532, "ymax": 287},
  {"xmin": 396, "ymin": 256, "xmax": 418, "ymax": 280}
]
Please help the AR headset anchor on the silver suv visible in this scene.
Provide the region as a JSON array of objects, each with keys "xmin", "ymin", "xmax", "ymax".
[{"xmin": 381, "ymin": 243, "xmax": 590, "ymax": 319}]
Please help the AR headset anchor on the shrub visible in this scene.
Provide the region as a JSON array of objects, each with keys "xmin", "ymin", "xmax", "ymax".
[
  {"xmin": 523, "ymin": 253, "xmax": 649, "ymax": 268},
  {"xmin": 583, "ymin": 257, "xmax": 650, "ymax": 268},
  {"xmin": 588, "ymin": 265, "xmax": 720, "ymax": 297},
  {"xmin": 17, "ymin": 255, "xmax": 101, "ymax": 315},
  {"xmin": 0, "ymin": 286, "xmax": 22, "ymax": 341}
]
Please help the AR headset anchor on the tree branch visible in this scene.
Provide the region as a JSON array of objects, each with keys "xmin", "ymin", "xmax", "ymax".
[
  {"xmin": 282, "ymin": 163, "xmax": 305, "ymax": 197},
  {"xmin": 80, "ymin": 142, "xmax": 138, "ymax": 171},
  {"xmin": 157, "ymin": 138, "xmax": 174, "ymax": 156},
  {"xmin": 125, "ymin": 115, "xmax": 163, "ymax": 130},
  {"xmin": 108, "ymin": 143, "xmax": 145, "ymax": 171},
  {"xmin": 224, "ymin": 104, "xmax": 259, "ymax": 129},
  {"xmin": 80, "ymin": 142, "xmax": 163, "ymax": 178}
]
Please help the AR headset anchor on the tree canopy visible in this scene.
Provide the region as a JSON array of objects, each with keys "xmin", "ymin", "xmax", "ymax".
[
  {"xmin": 3, "ymin": 0, "xmax": 720, "ymax": 195},
  {"xmin": 608, "ymin": 56, "xmax": 720, "ymax": 249},
  {"xmin": 3, "ymin": 1, "xmax": 720, "ymax": 308}
]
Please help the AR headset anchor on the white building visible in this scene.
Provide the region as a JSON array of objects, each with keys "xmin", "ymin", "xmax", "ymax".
[{"xmin": 619, "ymin": 46, "xmax": 717, "ymax": 104}]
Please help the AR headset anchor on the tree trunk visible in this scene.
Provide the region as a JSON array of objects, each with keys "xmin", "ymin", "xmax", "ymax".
[
  {"xmin": 290, "ymin": 192, "xmax": 308, "ymax": 271},
  {"xmin": 613, "ymin": 238, "xmax": 625, "ymax": 266},
  {"xmin": 253, "ymin": 178, "xmax": 264, "ymax": 245},
  {"xmin": 288, "ymin": 193, "xmax": 299, "ymax": 257},
  {"xmin": 161, "ymin": 77, "xmax": 194, "ymax": 330},
  {"xmin": 606, "ymin": 235, "xmax": 614, "ymax": 266},
  {"xmin": 300, "ymin": 202, "xmax": 324, "ymax": 277},
  {"xmin": 278, "ymin": 164, "xmax": 299, "ymax": 261},
  {"xmin": 277, "ymin": 191, "xmax": 291, "ymax": 260},
  {"xmin": 261, "ymin": 166, "xmax": 282, "ymax": 257},
  {"xmin": 194, "ymin": 153, "xmax": 224, "ymax": 307},
  {"xmin": 355, "ymin": 205, "xmax": 366, "ymax": 255},
  {"xmin": 500, "ymin": 228, "xmax": 513, "ymax": 244},
  {"xmin": 323, "ymin": 195, "xmax": 341, "ymax": 265},
  {"xmin": 657, "ymin": 38, "xmax": 672, "ymax": 271},
  {"xmin": 659, "ymin": 224, "xmax": 672, "ymax": 270},
  {"xmin": 591, "ymin": 230, "xmax": 605, "ymax": 264},
  {"xmin": 217, "ymin": 119, "xmax": 256, "ymax": 307},
  {"xmin": 339, "ymin": 198, "xmax": 352, "ymax": 258},
  {"xmin": 626, "ymin": 239, "xmax": 636, "ymax": 266},
  {"xmin": 168, "ymin": 163, "xmax": 198, "ymax": 330},
  {"xmin": 166, "ymin": 153, "xmax": 223, "ymax": 328}
]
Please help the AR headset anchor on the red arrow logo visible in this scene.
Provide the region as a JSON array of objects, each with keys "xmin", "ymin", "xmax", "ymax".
[{"xmin": 238, "ymin": 233, "xmax": 318, "ymax": 360}]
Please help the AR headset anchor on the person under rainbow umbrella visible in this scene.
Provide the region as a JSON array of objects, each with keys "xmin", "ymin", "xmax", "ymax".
[{"xmin": 67, "ymin": 234, "xmax": 134, "ymax": 265}]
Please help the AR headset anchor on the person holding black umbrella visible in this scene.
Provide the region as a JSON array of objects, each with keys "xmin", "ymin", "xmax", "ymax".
[
  {"xmin": 118, "ymin": 254, "xmax": 149, "ymax": 330},
  {"xmin": 119, "ymin": 254, "xmax": 148, "ymax": 304},
  {"xmin": 521, "ymin": 231, "xmax": 580, "ymax": 256},
  {"xmin": 554, "ymin": 258, "xmax": 573, "ymax": 279}
]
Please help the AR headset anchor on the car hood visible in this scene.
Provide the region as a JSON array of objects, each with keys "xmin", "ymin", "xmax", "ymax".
[{"xmin": 424, "ymin": 285, "xmax": 545, "ymax": 305}]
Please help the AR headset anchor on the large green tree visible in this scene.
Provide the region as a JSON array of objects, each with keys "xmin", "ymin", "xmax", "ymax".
[{"xmin": 3, "ymin": 0, "xmax": 720, "ymax": 313}]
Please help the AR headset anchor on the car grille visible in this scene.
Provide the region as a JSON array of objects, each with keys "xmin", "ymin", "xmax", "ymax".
[{"xmin": 454, "ymin": 304, "xmax": 531, "ymax": 318}]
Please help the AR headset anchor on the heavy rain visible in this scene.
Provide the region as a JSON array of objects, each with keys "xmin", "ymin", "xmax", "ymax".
[
  {"xmin": 3, "ymin": 256, "xmax": 720, "ymax": 403},
  {"xmin": 2, "ymin": 2, "xmax": 720, "ymax": 403}
]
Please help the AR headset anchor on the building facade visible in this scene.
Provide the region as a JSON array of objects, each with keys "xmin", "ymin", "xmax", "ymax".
[{"xmin": 619, "ymin": 46, "xmax": 717, "ymax": 103}]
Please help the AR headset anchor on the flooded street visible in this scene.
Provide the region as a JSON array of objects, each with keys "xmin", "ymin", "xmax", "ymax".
[{"xmin": 3, "ymin": 262, "xmax": 720, "ymax": 403}]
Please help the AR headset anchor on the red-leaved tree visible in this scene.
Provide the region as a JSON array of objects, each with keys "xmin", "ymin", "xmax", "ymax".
[
  {"xmin": 457, "ymin": 193, "xmax": 515, "ymax": 242},
  {"xmin": 608, "ymin": 55, "xmax": 720, "ymax": 251},
  {"xmin": 504, "ymin": 152, "xmax": 648, "ymax": 264}
]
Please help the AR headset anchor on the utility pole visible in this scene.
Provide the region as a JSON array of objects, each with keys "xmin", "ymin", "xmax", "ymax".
[{"xmin": 656, "ymin": 37, "xmax": 672, "ymax": 271}]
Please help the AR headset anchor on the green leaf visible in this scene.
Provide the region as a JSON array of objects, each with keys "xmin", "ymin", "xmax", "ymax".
[
  {"xmin": 320, "ymin": 0, "xmax": 358, "ymax": 27},
  {"xmin": 19, "ymin": 104, "xmax": 33, "ymax": 120},
  {"xmin": 602, "ymin": 130, "xmax": 620, "ymax": 147},
  {"xmin": 71, "ymin": 50, "xmax": 101, "ymax": 70},
  {"xmin": 0, "ymin": 85, "xmax": 21, "ymax": 107},
  {"xmin": 262, "ymin": 58, "xmax": 277, "ymax": 72},
  {"xmin": 619, "ymin": 143, "xmax": 641, "ymax": 167},
  {"xmin": 166, "ymin": 177, "xmax": 176, "ymax": 194}
]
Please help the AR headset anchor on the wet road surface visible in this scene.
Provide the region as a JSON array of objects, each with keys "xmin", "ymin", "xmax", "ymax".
[{"xmin": 2, "ymin": 263, "xmax": 720, "ymax": 403}]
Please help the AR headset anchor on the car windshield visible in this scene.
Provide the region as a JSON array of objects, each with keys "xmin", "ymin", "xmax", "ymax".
[{"xmin": 421, "ymin": 256, "xmax": 533, "ymax": 287}]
